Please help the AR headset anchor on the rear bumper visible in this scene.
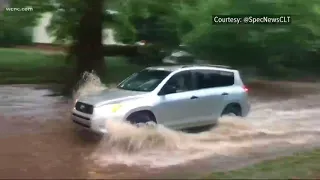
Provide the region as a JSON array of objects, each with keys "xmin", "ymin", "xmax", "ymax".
[{"xmin": 242, "ymin": 102, "xmax": 251, "ymax": 117}]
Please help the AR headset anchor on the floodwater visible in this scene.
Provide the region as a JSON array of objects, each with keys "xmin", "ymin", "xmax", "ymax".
[{"xmin": 0, "ymin": 75, "xmax": 319, "ymax": 179}]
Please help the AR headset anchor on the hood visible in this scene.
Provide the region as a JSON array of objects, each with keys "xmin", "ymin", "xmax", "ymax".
[{"xmin": 78, "ymin": 88, "xmax": 148, "ymax": 106}]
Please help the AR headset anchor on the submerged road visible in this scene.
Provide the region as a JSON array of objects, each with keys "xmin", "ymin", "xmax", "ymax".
[{"xmin": 0, "ymin": 80, "xmax": 319, "ymax": 179}]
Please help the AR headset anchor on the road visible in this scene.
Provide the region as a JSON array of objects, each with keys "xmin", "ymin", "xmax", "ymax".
[{"xmin": 0, "ymin": 79, "xmax": 319, "ymax": 178}]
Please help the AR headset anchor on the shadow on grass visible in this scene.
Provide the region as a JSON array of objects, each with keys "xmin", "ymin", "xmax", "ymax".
[{"xmin": 0, "ymin": 48, "xmax": 143, "ymax": 96}]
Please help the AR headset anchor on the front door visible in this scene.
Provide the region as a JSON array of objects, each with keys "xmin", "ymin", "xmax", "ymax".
[{"xmin": 154, "ymin": 71, "xmax": 200, "ymax": 129}]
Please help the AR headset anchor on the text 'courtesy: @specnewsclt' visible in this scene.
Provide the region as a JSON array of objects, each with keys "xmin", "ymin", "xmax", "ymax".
[{"xmin": 212, "ymin": 15, "xmax": 292, "ymax": 25}]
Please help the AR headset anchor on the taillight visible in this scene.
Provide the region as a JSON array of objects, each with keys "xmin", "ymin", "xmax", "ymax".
[{"xmin": 243, "ymin": 86, "xmax": 249, "ymax": 92}]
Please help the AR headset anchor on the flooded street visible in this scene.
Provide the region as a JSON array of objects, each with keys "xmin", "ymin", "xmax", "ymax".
[{"xmin": 0, "ymin": 80, "xmax": 319, "ymax": 179}]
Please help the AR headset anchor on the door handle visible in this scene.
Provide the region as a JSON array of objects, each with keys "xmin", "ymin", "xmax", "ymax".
[
  {"xmin": 190, "ymin": 96, "xmax": 198, "ymax": 99},
  {"xmin": 221, "ymin": 92, "xmax": 229, "ymax": 96}
]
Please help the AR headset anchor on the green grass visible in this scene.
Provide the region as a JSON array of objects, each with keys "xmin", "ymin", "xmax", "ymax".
[
  {"xmin": 0, "ymin": 48, "xmax": 142, "ymax": 84},
  {"xmin": 205, "ymin": 149, "xmax": 320, "ymax": 179}
]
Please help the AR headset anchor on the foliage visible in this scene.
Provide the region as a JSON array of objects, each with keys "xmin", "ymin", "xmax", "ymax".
[
  {"xmin": 45, "ymin": 0, "xmax": 86, "ymax": 44},
  {"xmin": 175, "ymin": 0, "xmax": 320, "ymax": 74},
  {"xmin": 0, "ymin": 0, "xmax": 52, "ymax": 46},
  {"xmin": 46, "ymin": 0, "xmax": 119, "ymax": 44},
  {"xmin": 2, "ymin": 0, "xmax": 320, "ymax": 75},
  {"xmin": 113, "ymin": 0, "xmax": 182, "ymax": 47},
  {"xmin": 1, "ymin": 0, "xmax": 52, "ymax": 27}
]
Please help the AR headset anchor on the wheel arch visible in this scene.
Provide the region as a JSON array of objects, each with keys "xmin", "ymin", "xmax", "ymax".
[
  {"xmin": 125, "ymin": 108, "xmax": 157, "ymax": 123},
  {"xmin": 222, "ymin": 102, "xmax": 242, "ymax": 116}
]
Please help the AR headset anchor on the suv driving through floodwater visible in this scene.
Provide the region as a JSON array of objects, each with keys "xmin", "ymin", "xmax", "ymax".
[{"xmin": 72, "ymin": 64, "xmax": 251, "ymax": 134}]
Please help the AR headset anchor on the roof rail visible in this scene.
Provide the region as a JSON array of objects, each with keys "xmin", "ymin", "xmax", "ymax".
[{"xmin": 182, "ymin": 64, "xmax": 232, "ymax": 69}]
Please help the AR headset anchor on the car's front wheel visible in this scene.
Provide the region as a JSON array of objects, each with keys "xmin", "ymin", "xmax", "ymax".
[{"xmin": 126, "ymin": 111, "xmax": 157, "ymax": 128}]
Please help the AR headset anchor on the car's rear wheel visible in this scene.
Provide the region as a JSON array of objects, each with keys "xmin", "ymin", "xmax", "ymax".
[
  {"xmin": 221, "ymin": 104, "xmax": 242, "ymax": 117},
  {"xmin": 126, "ymin": 111, "xmax": 157, "ymax": 128}
]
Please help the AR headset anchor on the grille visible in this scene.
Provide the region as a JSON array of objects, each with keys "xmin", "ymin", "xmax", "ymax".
[
  {"xmin": 75, "ymin": 102, "xmax": 94, "ymax": 114},
  {"xmin": 72, "ymin": 113, "xmax": 90, "ymax": 120},
  {"xmin": 73, "ymin": 119, "xmax": 90, "ymax": 128}
]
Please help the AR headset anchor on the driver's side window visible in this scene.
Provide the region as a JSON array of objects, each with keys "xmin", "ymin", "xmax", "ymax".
[{"xmin": 160, "ymin": 71, "xmax": 193, "ymax": 94}]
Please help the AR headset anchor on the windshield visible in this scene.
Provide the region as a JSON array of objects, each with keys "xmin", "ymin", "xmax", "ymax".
[{"xmin": 117, "ymin": 69, "xmax": 171, "ymax": 92}]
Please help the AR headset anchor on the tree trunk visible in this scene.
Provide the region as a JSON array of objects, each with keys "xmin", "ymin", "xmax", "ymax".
[{"xmin": 73, "ymin": 0, "xmax": 106, "ymax": 86}]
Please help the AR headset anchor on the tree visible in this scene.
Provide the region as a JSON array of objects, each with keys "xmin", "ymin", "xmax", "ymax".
[
  {"xmin": 73, "ymin": 0, "xmax": 105, "ymax": 82},
  {"xmin": 48, "ymin": 0, "xmax": 107, "ymax": 92},
  {"xmin": 47, "ymin": 0, "xmax": 122, "ymax": 92}
]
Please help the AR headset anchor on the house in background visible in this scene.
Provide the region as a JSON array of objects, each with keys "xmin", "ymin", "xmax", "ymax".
[
  {"xmin": 32, "ymin": 12, "xmax": 119, "ymax": 45},
  {"xmin": 0, "ymin": 0, "xmax": 10, "ymax": 12}
]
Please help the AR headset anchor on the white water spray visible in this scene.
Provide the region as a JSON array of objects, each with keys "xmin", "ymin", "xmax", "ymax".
[{"xmin": 73, "ymin": 73, "xmax": 320, "ymax": 168}]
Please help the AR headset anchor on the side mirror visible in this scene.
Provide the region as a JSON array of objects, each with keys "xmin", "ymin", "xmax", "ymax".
[{"xmin": 159, "ymin": 85, "xmax": 177, "ymax": 95}]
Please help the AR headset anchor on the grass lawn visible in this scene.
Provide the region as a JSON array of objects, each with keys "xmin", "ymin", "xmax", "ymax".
[
  {"xmin": 205, "ymin": 149, "xmax": 320, "ymax": 179},
  {"xmin": 0, "ymin": 48, "xmax": 142, "ymax": 84}
]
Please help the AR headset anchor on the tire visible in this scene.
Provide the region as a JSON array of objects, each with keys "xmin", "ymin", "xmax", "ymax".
[
  {"xmin": 221, "ymin": 105, "xmax": 242, "ymax": 117},
  {"xmin": 127, "ymin": 112, "xmax": 157, "ymax": 127}
]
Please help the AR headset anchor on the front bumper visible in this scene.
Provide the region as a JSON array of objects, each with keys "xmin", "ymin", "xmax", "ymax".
[
  {"xmin": 71, "ymin": 107, "xmax": 107, "ymax": 134},
  {"xmin": 71, "ymin": 108, "xmax": 125, "ymax": 134},
  {"xmin": 72, "ymin": 113, "xmax": 90, "ymax": 127}
]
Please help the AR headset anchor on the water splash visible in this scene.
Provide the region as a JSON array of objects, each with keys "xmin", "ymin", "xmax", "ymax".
[
  {"xmin": 73, "ymin": 72, "xmax": 320, "ymax": 168},
  {"xmin": 73, "ymin": 71, "xmax": 106, "ymax": 101}
]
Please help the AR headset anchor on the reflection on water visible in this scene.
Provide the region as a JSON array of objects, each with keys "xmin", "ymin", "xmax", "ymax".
[{"xmin": 0, "ymin": 77, "xmax": 319, "ymax": 178}]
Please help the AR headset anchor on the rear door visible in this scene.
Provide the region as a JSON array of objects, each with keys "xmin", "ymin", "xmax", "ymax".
[{"xmin": 192, "ymin": 69, "xmax": 235, "ymax": 124}]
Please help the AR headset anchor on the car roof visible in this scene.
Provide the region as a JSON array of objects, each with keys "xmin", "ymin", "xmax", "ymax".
[{"xmin": 146, "ymin": 64, "xmax": 235, "ymax": 72}]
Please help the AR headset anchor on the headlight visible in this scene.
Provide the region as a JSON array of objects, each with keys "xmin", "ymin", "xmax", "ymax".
[{"xmin": 110, "ymin": 104, "xmax": 122, "ymax": 113}]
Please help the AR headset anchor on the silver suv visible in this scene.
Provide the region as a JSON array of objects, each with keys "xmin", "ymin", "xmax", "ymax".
[{"xmin": 72, "ymin": 65, "xmax": 250, "ymax": 134}]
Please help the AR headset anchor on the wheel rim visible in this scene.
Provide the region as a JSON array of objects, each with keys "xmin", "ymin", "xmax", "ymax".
[
  {"xmin": 146, "ymin": 121, "xmax": 156, "ymax": 127},
  {"xmin": 222, "ymin": 112, "xmax": 236, "ymax": 117},
  {"xmin": 135, "ymin": 121, "xmax": 156, "ymax": 128},
  {"xmin": 136, "ymin": 122, "xmax": 146, "ymax": 127}
]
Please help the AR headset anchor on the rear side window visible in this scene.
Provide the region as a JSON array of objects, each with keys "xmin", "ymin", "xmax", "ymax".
[{"xmin": 194, "ymin": 70, "xmax": 234, "ymax": 89}]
